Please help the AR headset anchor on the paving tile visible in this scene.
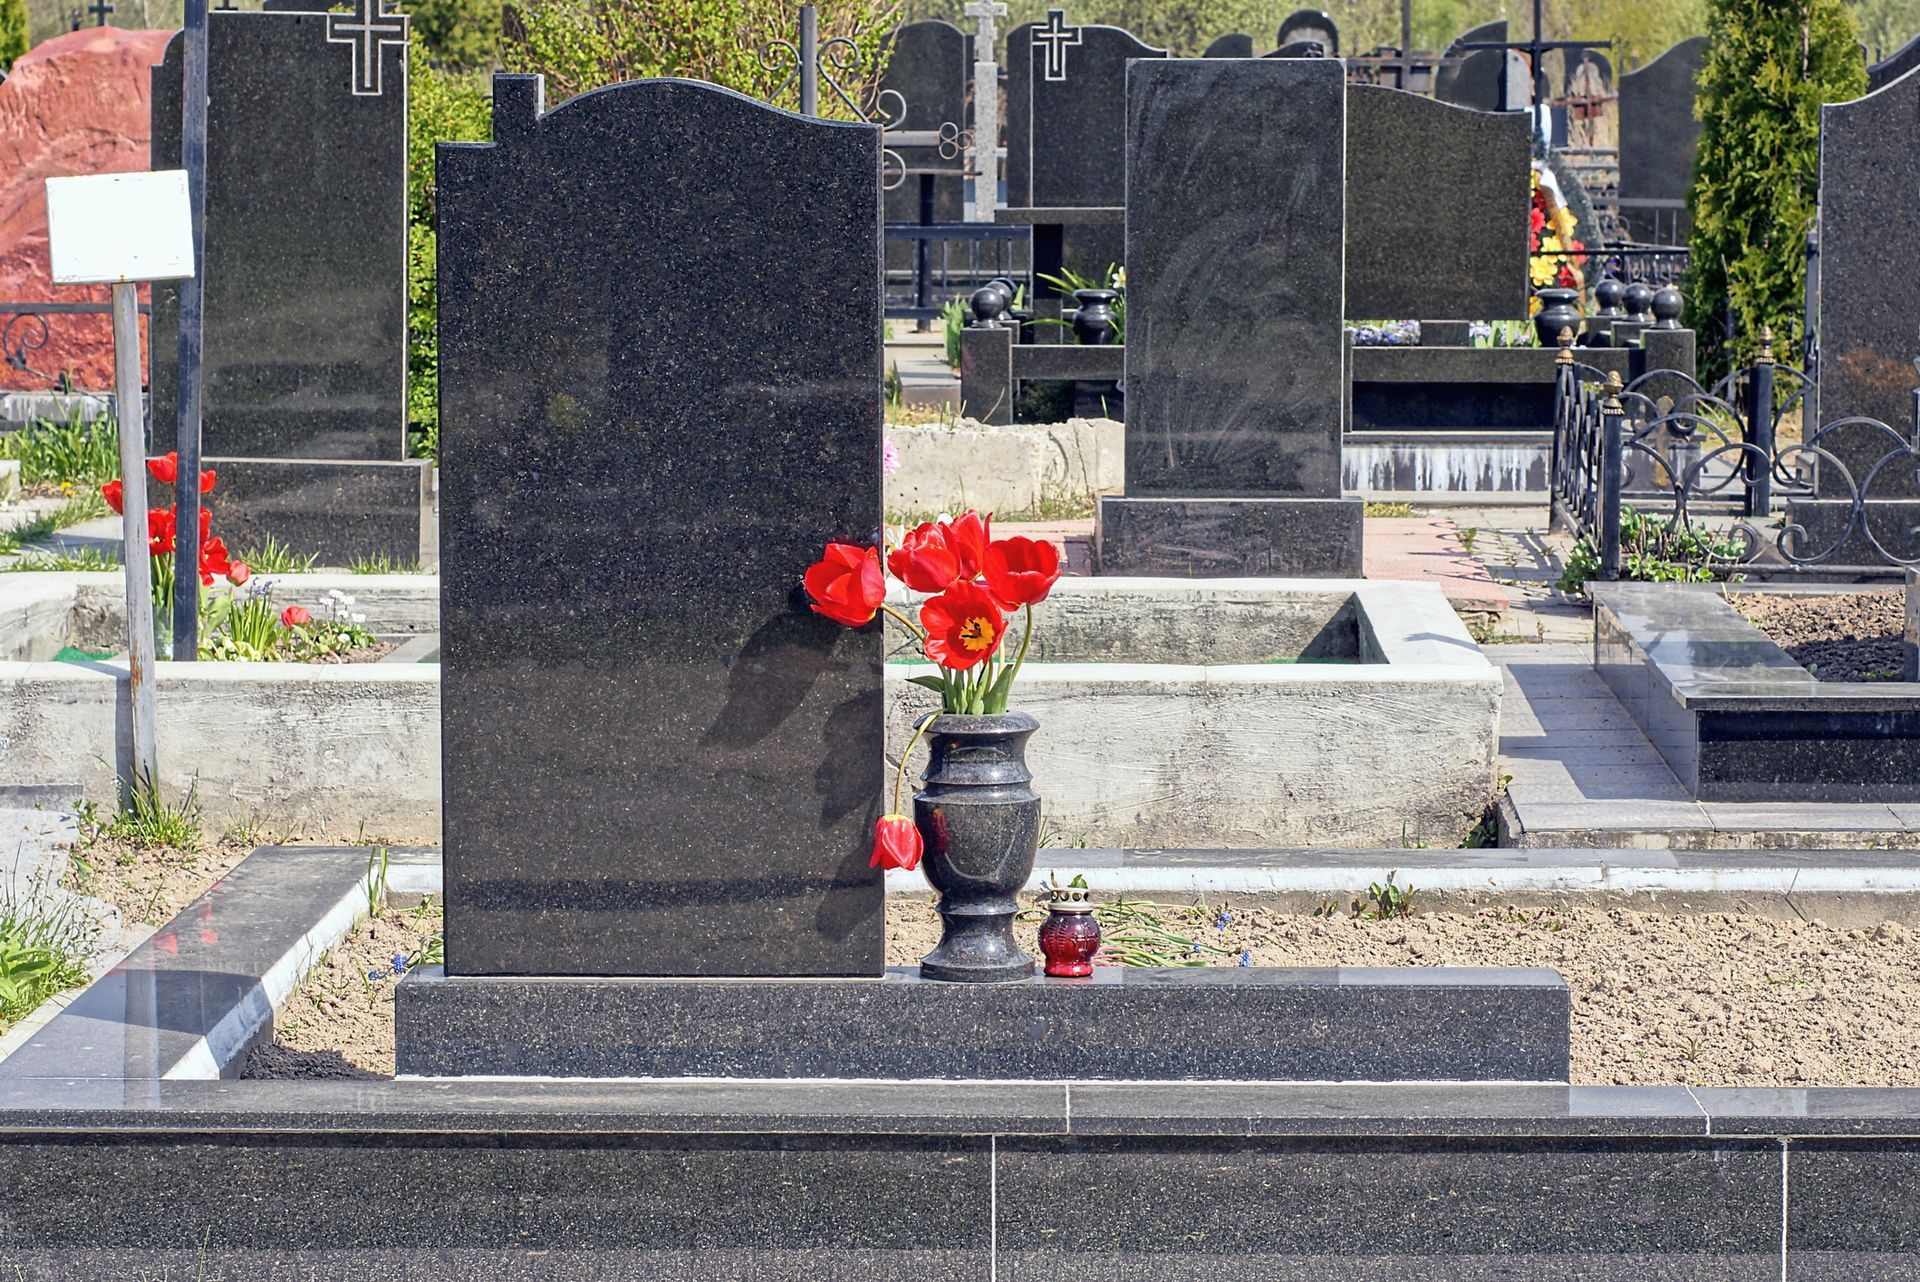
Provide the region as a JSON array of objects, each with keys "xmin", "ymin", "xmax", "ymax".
[{"xmin": 1703, "ymin": 803, "xmax": 1906, "ymax": 832}]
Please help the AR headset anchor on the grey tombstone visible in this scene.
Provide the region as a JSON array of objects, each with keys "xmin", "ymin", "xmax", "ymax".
[
  {"xmin": 1345, "ymin": 85, "xmax": 1531, "ymax": 321},
  {"xmin": 1098, "ymin": 58, "xmax": 1360, "ymax": 577},
  {"xmin": 1869, "ymin": 31, "xmax": 1920, "ymax": 91},
  {"xmin": 431, "ymin": 76, "xmax": 884, "ymax": 977},
  {"xmin": 1435, "ymin": 20, "xmax": 1523, "ymax": 111},
  {"xmin": 1203, "ymin": 32, "xmax": 1255, "ymax": 58},
  {"xmin": 1276, "ymin": 7, "xmax": 1338, "ymax": 56},
  {"xmin": 151, "ymin": 8, "xmax": 429, "ymax": 564},
  {"xmin": 1617, "ymin": 36, "xmax": 1709, "ymax": 243}
]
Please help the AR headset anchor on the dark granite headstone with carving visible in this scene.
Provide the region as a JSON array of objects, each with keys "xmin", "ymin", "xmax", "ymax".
[
  {"xmin": 1869, "ymin": 32, "xmax": 1920, "ymax": 91},
  {"xmin": 1345, "ymin": 85, "xmax": 1531, "ymax": 321},
  {"xmin": 151, "ymin": 7, "xmax": 430, "ymax": 564},
  {"xmin": 881, "ymin": 20, "xmax": 969, "ymax": 223},
  {"xmin": 1203, "ymin": 31, "xmax": 1255, "ymax": 58},
  {"xmin": 430, "ymin": 76, "xmax": 884, "ymax": 978},
  {"xmin": 1099, "ymin": 57, "xmax": 1360, "ymax": 577},
  {"xmin": 1617, "ymin": 36, "xmax": 1708, "ymax": 243},
  {"xmin": 1276, "ymin": 7, "xmax": 1337, "ymax": 55}
]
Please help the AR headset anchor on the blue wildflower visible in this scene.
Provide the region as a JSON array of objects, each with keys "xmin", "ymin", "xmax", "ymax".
[
  {"xmin": 366, "ymin": 968, "xmax": 383, "ymax": 982},
  {"xmin": 392, "ymin": 953, "xmax": 408, "ymax": 975},
  {"xmin": 1238, "ymin": 950, "xmax": 1252, "ymax": 967},
  {"xmin": 1214, "ymin": 908, "xmax": 1232, "ymax": 931}
]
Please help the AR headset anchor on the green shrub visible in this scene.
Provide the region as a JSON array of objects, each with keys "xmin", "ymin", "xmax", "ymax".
[
  {"xmin": 0, "ymin": 0, "xmax": 26, "ymax": 74},
  {"xmin": 1556, "ymin": 505, "xmax": 1749, "ymax": 592},
  {"xmin": 1683, "ymin": 0, "xmax": 1865, "ymax": 379},
  {"xmin": 407, "ymin": 0, "xmax": 500, "ymax": 71}
]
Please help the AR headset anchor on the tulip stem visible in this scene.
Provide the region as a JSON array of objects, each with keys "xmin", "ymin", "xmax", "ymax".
[
  {"xmin": 879, "ymin": 603, "xmax": 925, "ymax": 641},
  {"xmin": 892, "ymin": 712, "xmax": 939, "ymax": 813}
]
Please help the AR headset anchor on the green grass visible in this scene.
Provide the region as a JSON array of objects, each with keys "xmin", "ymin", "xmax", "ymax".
[
  {"xmin": 0, "ymin": 410, "xmax": 119, "ymax": 489},
  {"xmin": 234, "ymin": 535, "xmax": 318, "ymax": 574},
  {"xmin": 0, "ymin": 548, "xmax": 117, "ymax": 572},
  {"xmin": 102, "ymin": 775, "xmax": 203, "ymax": 850},
  {"xmin": 0, "ymin": 881, "xmax": 96, "ymax": 1034},
  {"xmin": 0, "ymin": 493, "xmax": 110, "ymax": 555},
  {"xmin": 1363, "ymin": 500, "xmax": 1414, "ymax": 518},
  {"xmin": 348, "ymin": 553, "xmax": 425, "ymax": 574}
]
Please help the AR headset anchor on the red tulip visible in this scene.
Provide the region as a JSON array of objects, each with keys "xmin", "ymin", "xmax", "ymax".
[
  {"xmin": 101, "ymin": 479, "xmax": 124, "ymax": 515},
  {"xmin": 886, "ymin": 521, "xmax": 961, "ymax": 594},
  {"xmin": 921, "ymin": 580, "xmax": 1007, "ymax": 671},
  {"xmin": 147, "ymin": 452, "xmax": 177, "ymax": 485},
  {"xmin": 280, "ymin": 605, "xmax": 311, "ymax": 628},
  {"xmin": 227, "ymin": 561, "xmax": 251, "ymax": 586},
  {"xmin": 943, "ymin": 510, "xmax": 992, "ymax": 579},
  {"xmin": 983, "ymin": 536, "xmax": 1062, "ymax": 607},
  {"xmin": 198, "ymin": 507, "xmax": 211, "ymax": 543},
  {"xmin": 804, "ymin": 542, "xmax": 886, "ymax": 628},
  {"xmin": 200, "ymin": 467, "xmax": 217, "ymax": 493},
  {"xmin": 146, "ymin": 508, "xmax": 176, "ymax": 557},
  {"xmin": 869, "ymin": 813, "xmax": 923, "ymax": 872},
  {"xmin": 198, "ymin": 536, "xmax": 232, "ymax": 586}
]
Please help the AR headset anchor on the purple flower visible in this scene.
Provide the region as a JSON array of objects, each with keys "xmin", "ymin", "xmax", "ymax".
[{"xmin": 391, "ymin": 953, "xmax": 408, "ymax": 975}]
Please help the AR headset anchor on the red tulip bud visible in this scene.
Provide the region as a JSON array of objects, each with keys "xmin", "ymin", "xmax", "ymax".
[{"xmin": 869, "ymin": 813, "xmax": 923, "ymax": 872}]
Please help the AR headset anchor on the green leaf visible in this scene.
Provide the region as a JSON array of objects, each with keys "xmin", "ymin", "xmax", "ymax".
[{"xmin": 907, "ymin": 675, "xmax": 947, "ymax": 694}]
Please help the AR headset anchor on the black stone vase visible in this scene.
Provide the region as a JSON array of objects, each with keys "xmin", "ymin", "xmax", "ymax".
[
  {"xmin": 1070, "ymin": 288, "xmax": 1121, "ymax": 346},
  {"xmin": 914, "ymin": 712, "xmax": 1041, "ymax": 983},
  {"xmin": 1532, "ymin": 286, "xmax": 1582, "ymax": 348}
]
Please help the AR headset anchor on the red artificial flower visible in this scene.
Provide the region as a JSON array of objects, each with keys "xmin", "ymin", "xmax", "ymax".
[
  {"xmin": 146, "ymin": 508, "xmax": 176, "ymax": 557},
  {"xmin": 920, "ymin": 580, "xmax": 1007, "ymax": 670},
  {"xmin": 869, "ymin": 813, "xmax": 923, "ymax": 872},
  {"xmin": 983, "ymin": 536, "xmax": 1062, "ymax": 608},
  {"xmin": 101, "ymin": 479, "xmax": 123, "ymax": 515},
  {"xmin": 804, "ymin": 542, "xmax": 886, "ymax": 627},
  {"xmin": 886, "ymin": 521, "xmax": 961, "ymax": 594},
  {"xmin": 147, "ymin": 453, "xmax": 176, "ymax": 485},
  {"xmin": 280, "ymin": 605, "xmax": 311, "ymax": 628},
  {"xmin": 198, "ymin": 536, "xmax": 232, "ymax": 586},
  {"xmin": 227, "ymin": 561, "xmax": 251, "ymax": 586},
  {"xmin": 943, "ymin": 510, "xmax": 992, "ymax": 579}
]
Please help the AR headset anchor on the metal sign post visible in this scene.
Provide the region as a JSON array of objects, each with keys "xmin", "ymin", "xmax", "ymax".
[{"xmin": 173, "ymin": 0, "xmax": 210, "ymax": 661}]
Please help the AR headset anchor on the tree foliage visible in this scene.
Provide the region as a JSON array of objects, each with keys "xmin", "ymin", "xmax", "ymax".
[
  {"xmin": 1682, "ymin": 0, "xmax": 1864, "ymax": 377},
  {"xmin": 501, "ymin": 0, "xmax": 899, "ymax": 117},
  {"xmin": 407, "ymin": 0, "xmax": 502, "ymax": 72},
  {"xmin": 0, "ymin": 0, "xmax": 27, "ymax": 75},
  {"xmin": 406, "ymin": 60, "xmax": 491, "ymax": 459}
]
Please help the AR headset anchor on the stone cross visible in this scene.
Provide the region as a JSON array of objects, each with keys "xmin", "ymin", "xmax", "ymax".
[
  {"xmin": 1032, "ymin": 9, "xmax": 1082, "ymax": 82},
  {"xmin": 325, "ymin": 0, "xmax": 410, "ymax": 97},
  {"xmin": 963, "ymin": 0, "xmax": 1006, "ymax": 220},
  {"xmin": 88, "ymin": 0, "xmax": 112, "ymax": 26}
]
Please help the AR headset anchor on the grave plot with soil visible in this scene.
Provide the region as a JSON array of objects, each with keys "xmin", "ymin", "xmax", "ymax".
[{"xmin": 1733, "ymin": 587, "xmax": 1907, "ymax": 682}]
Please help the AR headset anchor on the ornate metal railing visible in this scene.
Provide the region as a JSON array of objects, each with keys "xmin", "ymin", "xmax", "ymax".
[
  {"xmin": 1, "ymin": 301, "xmax": 147, "ymax": 392},
  {"xmin": 1552, "ymin": 330, "xmax": 1920, "ymax": 579},
  {"xmin": 883, "ymin": 222, "xmax": 1028, "ymax": 323}
]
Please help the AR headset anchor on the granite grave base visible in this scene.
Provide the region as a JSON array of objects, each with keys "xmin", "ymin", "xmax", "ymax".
[
  {"xmin": 1096, "ymin": 496, "xmax": 1364, "ymax": 578},
  {"xmin": 395, "ymin": 963, "xmax": 1569, "ymax": 1081},
  {"xmin": 203, "ymin": 456, "xmax": 435, "ymax": 567}
]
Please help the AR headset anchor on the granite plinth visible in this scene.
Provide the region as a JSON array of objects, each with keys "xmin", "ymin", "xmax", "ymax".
[
  {"xmin": 396, "ymin": 963, "xmax": 1570, "ymax": 1080},
  {"xmin": 197, "ymin": 456, "xmax": 433, "ymax": 566},
  {"xmin": 151, "ymin": 11, "xmax": 408, "ymax": 461},
  {"xmin": 1096, "ymin": 496, "xmax": 1364, "ymax": 577},
  {"xmin": 1346, "ymin": 86, "xmax": 1531, "ymax": 321},
  {"xmin": 1595, "ymin": 582, "xmax": 1920, "ymax": 801},
  {"xmin": 958, "ymin": 324, "xmax": 1014, "ymax": 424},
  {"xmin": 1124, "ymin": 58, "xmax": 1344, "ymax": 500},
  {"xmin": 1616, "ymin": 36, "xmax": 1707, "ymax": 242},
  {"xmin": 433, "ymin": 76, "xmax": 884, "ymax": 977},
  {"xmin": 1811, "ymin": 63, "xmax": 1920, "ymax": 482}
]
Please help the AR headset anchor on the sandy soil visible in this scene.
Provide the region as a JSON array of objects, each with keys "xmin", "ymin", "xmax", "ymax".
[
  {"xmin": 64, "ymin": 833, "xmax": 252, "ymax": 932},
  {"xmin": 1735, "ymin": 588, "xmax": 1906, "ymax": 682},
  {"xmin": 248, "ymin": 894, "xmax": 1920, "ymax": 1087}
]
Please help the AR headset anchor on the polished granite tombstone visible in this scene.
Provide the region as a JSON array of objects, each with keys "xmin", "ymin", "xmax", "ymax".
[
  {"xmin": 1345, "ymin": 85, "xmax": 1531, "ymax": 321},
  {"xmin": 1870, "ymin": 31, "xmax": 1920, "ymax": 90},
  {"xmin": 880, "ymin": 20, "xmax": 968, "ymax": 235},
  {"xmin": 1203, "ymin": 31, "xmax": 1255, "ymax": 57},
  {"xmin": 1099, "ymin": 58, "xmax": 1360, "ymax": 578},
  {"xmin": 1434, "ymin": 20, "xmax": 1516, "ymax": 111},
  {"xmin": 1276, "ymin": 7, "xmax": 1338, "ymax": 55},
  {"xmin": 1617, "ymin": 36, "xmax": 1708, "ymax": 242},
  {"xmin": 151, "ymin": 9, "xmax": 429, "ymax": 564},
  {"xmin": 429, "ymin": 75, "xmax": 883, "ymax": 977}
]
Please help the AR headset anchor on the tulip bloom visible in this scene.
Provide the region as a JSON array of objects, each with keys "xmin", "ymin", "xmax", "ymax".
[
  {"xmin": 983, "ymin": 536, "xmax": 1062, "ymax": 608},
  {"xmin": 146, "ymin": 508, "xmax": 176, "ymax": 557},
  {"xmin": 869, "ymin": 813, "xmax": 923, "ymax": 872},
  {"xmin": 944, "ymin": 510, "xmax": 992, "ymax": 579},
  {"xmin": 145, "ymin": 453, "xmax": 216, "ymax": 492},
  {"xmin": 280, "ymin": 605, "xmax": 311, "ymax": 628},
  {"xmin": 228, "ymin": 561, "xmax": 251, "ymax": 586},
  {"xmin": 198, "ymin": 536, "xmax": 233, "ymax": 586},
  {"xmin": 804, "ymin": 542, "xmax": 886, "ymax": 627},
  {"xmin": 887, "ymin": 521, "xmax": 960, "ymax": 594},
  {"xmin": 921, "ymin": 580, "xmax": 1007, "ymax": 670},
  {"xmin": 101, "ymin": 479, "xmax": 124, "ymax": 515}
]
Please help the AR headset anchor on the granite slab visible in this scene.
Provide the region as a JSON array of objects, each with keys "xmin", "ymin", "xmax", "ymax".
[{"xmin": 395, "ymin": 963, "xmax": 1572, "ymax": 1081}]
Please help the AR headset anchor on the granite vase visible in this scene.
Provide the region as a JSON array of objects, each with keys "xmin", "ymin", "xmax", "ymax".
[
  {"xmin": 915, "ymin": 712, "xmax": 1041, "ymax": 983},
  {"xmin": 1532, "ymin": 287, "xmax": 1582, "ymax": 348},
  {"xmin": 1071, "ymin": 288, "xmax": 1121, "ymax": 345}
]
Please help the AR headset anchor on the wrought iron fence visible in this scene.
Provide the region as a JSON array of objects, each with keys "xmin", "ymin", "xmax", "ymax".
[
  {"xmin": 1552, "ymin": 332, "xmax": 1920, "ymax": 579},
  {"xmin": 1, "ymin": 301, "xmax": 145, "ymax": 392},
  {"xmin": 883, "ymin": 222, "xmax": 1028, "ymax": 323}
]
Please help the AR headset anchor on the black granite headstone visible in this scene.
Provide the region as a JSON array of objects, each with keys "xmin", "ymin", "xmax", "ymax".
[
  {"xmin": 1345, "ymin": 85, "xmax": 1531, "ymax": 320},
  {"xmin": 434, "ymin": 76, "xmax": 884, "ymax": 977},
  {"xmin": 1202, "ymin": 32, "xmax": 1255, "ymax": 58},
  {"xmin": 1811, "ymin": 64, "xmax": 1920, "ymax": 466},
  {"xmin": 880, "ymin": 20, "xmax": 969, "ymax": 275},
  {"xmin": 1005, "ymin": 14, "xmax": 1166, "ymax": 210},
  {"xmin": 1870, "ymin": 32, "xmax": 1920, "ymax": 91},
  {"xmin": 1268, "ymin": 41, "xmax": 1328, "ymax": 58},
  {"xmin": 1435, "ymin": 20, "xmax": 1521, "ymax": 111},
  {"xmin": 1276, "ymin": 7, "xmax": 1338, "ymax": 56},
  {"xmin": 1099, "ymin": 58, "xmax": 1360, "ymax": 577},
  {"xmin": 1617, "ymin": 36, "xmax": 1708, "ymax": 242},
  {"xmin": 151, "ymin": 10, "xmax": 407, "ymax": 462}
]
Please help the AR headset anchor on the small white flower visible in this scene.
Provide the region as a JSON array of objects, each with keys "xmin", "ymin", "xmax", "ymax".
[
  {"xmin": 327, "ymin": 588, "xmax": 344, "ymax": 600},
  {"xmin": 340, "ymin": 594, "xmax": 356, "ymax": 607},
  {"xmin": 352, "ymin": 612, "xmax": 366, "ymax": 624}
]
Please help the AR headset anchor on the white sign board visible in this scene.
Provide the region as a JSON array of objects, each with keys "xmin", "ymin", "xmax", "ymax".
[{"xmin": 45, "ymin": 170, "xmax": 196, "ymax": 286}]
